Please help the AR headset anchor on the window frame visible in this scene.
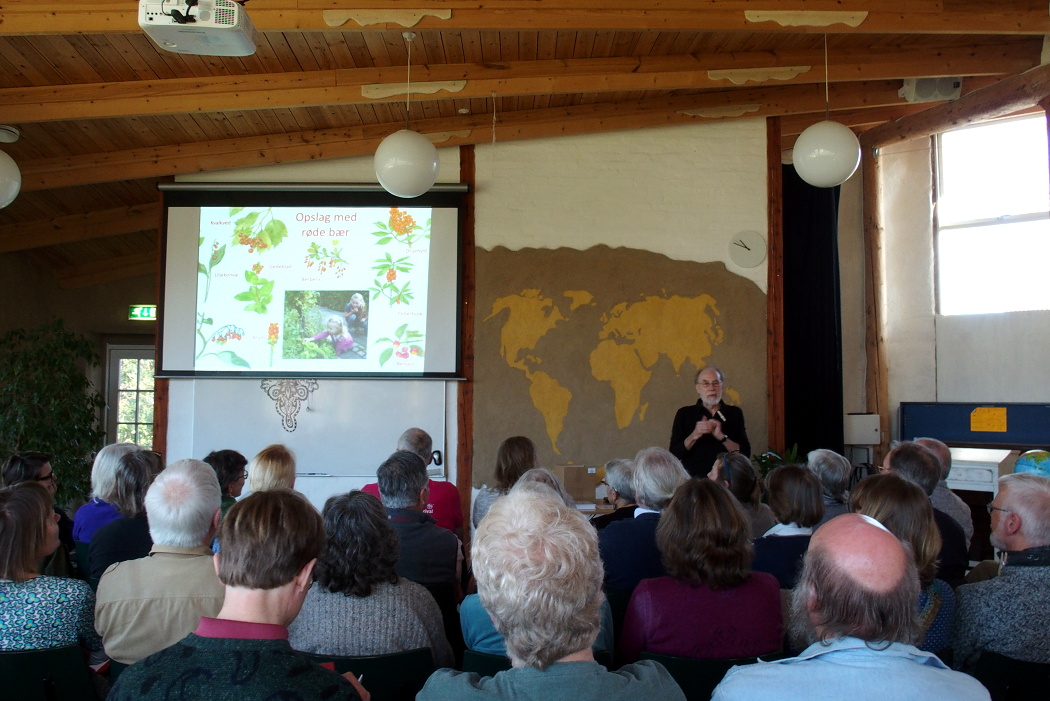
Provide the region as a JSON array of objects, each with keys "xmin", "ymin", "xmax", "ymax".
[{"xmin": 104, "ymin": 343, "xmax": 157, "ymax": 447}]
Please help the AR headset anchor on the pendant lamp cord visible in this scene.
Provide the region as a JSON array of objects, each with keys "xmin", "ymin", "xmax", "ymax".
[
  {"xmin": 823, "ymin": 33, "xmax": 830, "ymax": 121},
  {"xmin": 404, "ymin": 32, "xmax": 415, "ymax": 130}
]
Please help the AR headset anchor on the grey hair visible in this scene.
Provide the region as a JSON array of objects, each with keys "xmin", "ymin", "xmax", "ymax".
[
  {"xmin": 999, "ymin": 472, "xmax": 1050, "ymax": 547},
  {"xmin": 474, "ymin": 486, "xmax": 604, "ymax": 670},
  {"xmin": 886, "ymin": 442, "xmax": 940, "ymax": 496},
  {"xmin": 694, "ymin": 366, "xmax": 725, "ymax": 384},
  {"xmin": 631, "ymin": 447, "xmax": 689, "ymax": 511},
  {"xmin": 90, "ymin": 443, "xmax": 140, "ymax": 502},
  {"xmin": 807, "ymin": 449, "xmax": 852, "ymax": 503},
  {"xmin": 516, "ymin": 468, "xmax": 576, "ymax": 509},
  {"xmin": 144, "ymin": 459, "xmax": 221, "ymax": 548},
  {"xmin": 377, "ymin": 451, "xmax": 428, "ymax": 509},
  {"xmin": 604, "ymin": 458, "xmax": 635, "ymax": 503},
  {"xmin": 914, "ymin": 437, "xmax": 952, "ymax": 480},
  {"xmin": 396, "ymin": 427, "xmax": 434, "ymax": 466}
]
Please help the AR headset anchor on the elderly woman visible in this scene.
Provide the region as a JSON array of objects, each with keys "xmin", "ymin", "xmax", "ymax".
[
  {"xmin": 619, "ymin": 478, "xmax": 783, "ymax": 663},
  {"xmin": 247, "ymin": 443, "xmax": 296, "ymax": 493},
  {"xmin": 419, "ymin": 484, "xmax": 685, "ymax": 700},
  {"xmin": 288, "ymin": 490, "xmax": 453, "ymax": 667},
  {"xmin": 591, "ymin": 458, "xmax": 638, "ymax": 531},
  {"xmin": 850, "ymin": 472, "xmax": 953, "ymax": 653},
  {"xmin": 73, "ymin": 443, "xmax": 140, "ymax": 543},
  {"xmin": 708, "ymin": 452, "xmax": 775, "ymax": 539},
  {"xmin": 0, "ymin": 481, "xmax": 102, "ymax": 653},
  {"xmin": 751, "ymin": 463, "xmax": 824, "ymax": 588},
  {"xmin": 88, "ymin": 449, "xmax": 163, "ymax": 579},
  {"xmin": 471, "ymin": 436, "xmax": 537, "ymax": 530},
  {"xmin": 202, "ymin": 449, "xmax": 248, "ymax": 518},
  {"xmin": 806, "ymin": 448, "xmax": 853, "ymax": 527}
]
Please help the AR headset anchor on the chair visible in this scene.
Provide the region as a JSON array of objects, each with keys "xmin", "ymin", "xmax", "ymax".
[
  {"xmin": 639, "ymin": 651, "xmax": 762, "ymax": 701},
  {"xmin": 0, "ymin": 644, "xmax": 98, "ymax": 701},
  {"xmin": 301, "ymin": 647, "xmax": 434, "ymax": 701},
  {"xmin": 461, "ymin": 649, "xmax": 512, "ymax": 677},
  {"xmin": 973, "ymin": 650, "xmax": 1050, "ymax": 701}
]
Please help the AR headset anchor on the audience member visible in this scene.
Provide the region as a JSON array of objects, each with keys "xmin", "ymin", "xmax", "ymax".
[
  {"xmin": 202, "ymin": 448, "xmax": 248, "ymax": 518},
  {"xmin": 109, "ymin": 489, "xmax": 367, "ymax": 700},
  {"xmin": 460, "ymin": 479, "xmax": 615, "ymax": 658},
  {"xmin": 590, "ymin": 458, "xmax": 637, "ymax": 530},
  {"xmin": 362, "ymin": 428, "xmax": 464, "ymax": 538},
  {"xmin": 752, "ymin": 464, "xmax": 824, "ymax": 588},
  {"xmin": 708, "ymin": 452, "xmax": 775, "ymax": 539},
  {"xmin": 952, "ymin": 472, "xmax": 1050, "ymax": 673},
  {"xmin": 619, "ymin": 478, "xmax": 782, "ymax": 663},
  {"xmin": 669, "ymin": 366, "xmax": 751, "ymax": 477},
  {"xmin": 95, "ymin": 459, "xmax": 225, "ymax": 664},
  {"xmin": 418, "ymin": 485, "xmax": 685, "ymax": 700},
  {"xmin": 247, "ymin": 443, "xmax": 296, "ymax": 492},
  {"xmin": 89, "ymin": 449, "xmax": 163, "ymax": 579},
  {"xmin": 712, "ymin": 514, "xmax": 988, "ymax": 701},
  {"xmin": 850, "ymin": 472, "xmax": 954, "ymax": 653},
  {"xmin": 2, "ymin": 450, "xmax": 76, "ymax": 575},
  {"xmin": 885, "ymin": 441, "xmax": 968, "ymax": 587},
  {"xmin": 472, "ymin": 435, "xmax": 537, "ymax": 530},
  {"xmin": 73, "ymin": 443, "xmax": 138, "ymax": 543},
  {"xmin": 916, "ymin": 437, "xmax": 974, "ymax": 548},
  {"xmin": 0, "ymin": 482, "xmax": 101, "ymax": 653},
  {"xmin": 806, "ymin": 449, "xmax": 852, "ymax": 528},
  {"xmin": 289, "ymin": 490, "xmax": 453, "ymax": 668}
]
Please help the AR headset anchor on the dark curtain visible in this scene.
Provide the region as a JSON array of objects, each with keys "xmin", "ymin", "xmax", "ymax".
[{"xmin": 781, "ymin": 165, "xmax": 845, "ymax": 457}]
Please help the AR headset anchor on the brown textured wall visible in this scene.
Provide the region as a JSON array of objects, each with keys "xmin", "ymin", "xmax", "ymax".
[{"xmin": 473, "ymin": 244, "xmax": 767, "ymax": 486}]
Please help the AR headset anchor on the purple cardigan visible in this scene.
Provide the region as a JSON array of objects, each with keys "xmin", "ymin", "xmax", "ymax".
[
  {"xmin": 619, "ymin": 573, "xmax": 783, "ymax": 663},
  {"xmin": 311, "ymin": 331, "xmax": 354, "ymax": 356}
]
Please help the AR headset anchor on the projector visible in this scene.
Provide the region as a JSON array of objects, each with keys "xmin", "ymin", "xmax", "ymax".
[{"xmin": 139, "ymin": 0, "xmax": 257, "ymax": 57}]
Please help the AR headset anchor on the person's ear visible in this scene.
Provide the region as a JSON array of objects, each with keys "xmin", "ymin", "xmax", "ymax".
[
  {"xmin": 211, "ymin": 508, "xmax": 221, "ymax": 531},
  {"xmin": 213, "ymin": 552, "xmax": 221, "ymax": 577},
  {"xmin": 1002, "ymin": 511, "xmax": 1022, "ymax": 536},
  {"xmin": 294, "ymin": 558, "xmax": 317, "ymax": 594}
]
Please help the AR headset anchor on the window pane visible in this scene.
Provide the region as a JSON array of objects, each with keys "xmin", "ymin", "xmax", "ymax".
[
  {"xmin": 119, "ymin": 359, "xmax": 139, "ymax": 390},
  {"xmin": 138, "ymin": 359, "xmax": 155, "ymax": 391},
  {"xmin": 138, "ymin": 391, "xmax": 154, "ymax": 424},
  {"xmin": 137, "ymin": 424, "xmax": 154, "ymax": 447},
  {"xmin": 118, "ymin": 391, "xmax": 139, "ymax": 423},
  {"xmin": 938, "ymin": 219, "xmax": 1050, "ymax": 315},
  {"xmin": 117, "ymin": 423, "xmax": 135, "ymax": 443},
  {"xmin": 939, "ymin": 116, "xmax": 1050, "ymax": 226}
]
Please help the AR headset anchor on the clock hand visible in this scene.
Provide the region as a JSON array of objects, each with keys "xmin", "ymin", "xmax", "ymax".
[{"xmin": 733, "ymin": 240, "xmax": 751, "ymax": 251}]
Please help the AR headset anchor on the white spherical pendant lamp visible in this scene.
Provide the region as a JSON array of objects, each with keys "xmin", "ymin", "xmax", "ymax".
[
  {"xmin": 792, "ymin": 120, "xmax": 861, "ymax": 188},
  {"xmin": 0, "ymin": 148, "xmax": 21, "ymax": 209},
  {"xmin": 374, "ymin": 129, "xmax": 439, "ymax": 198}
]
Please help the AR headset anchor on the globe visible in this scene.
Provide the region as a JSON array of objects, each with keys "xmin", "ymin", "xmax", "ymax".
[{"xmin": 1014, "ymin": 449, "xmax": 1050, "ymax": 478}]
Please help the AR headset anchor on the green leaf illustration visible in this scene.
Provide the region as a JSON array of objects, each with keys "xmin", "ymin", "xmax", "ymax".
[{"xmin": 379, "ymin": 348, "xmax": 393, "ymax": 366}]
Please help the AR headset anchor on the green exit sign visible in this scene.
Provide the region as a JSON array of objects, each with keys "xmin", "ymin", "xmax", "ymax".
[{"xmin": 128, "ymin": 305, "xmax": 157, "ymax": 321}]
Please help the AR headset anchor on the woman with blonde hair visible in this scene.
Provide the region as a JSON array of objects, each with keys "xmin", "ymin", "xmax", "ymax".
[
  {"xmin": 850, "ymin": 472, "xmax": 952, "ymax": 653},
  {"xmin": 247, "ymin": 444, "xmax": 296, "ymax": 493}
]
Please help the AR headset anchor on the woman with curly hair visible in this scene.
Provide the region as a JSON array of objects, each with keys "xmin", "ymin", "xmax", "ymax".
[{"xmin": 288, "ymin": 490, "xmax": 453, "ymax": 667}]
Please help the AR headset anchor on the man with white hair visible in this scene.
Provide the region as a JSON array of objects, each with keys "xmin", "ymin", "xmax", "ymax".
[
  {"xmin": 418, "ymin": 485, "xmax": 685, "ymax": 700},
  {"xmin": 952, "ymin": 472, "xmax": 1050, "ymax": 673},
  {"xmin": 916, "ymin": 436, "xmax": 974, "ymax": 548},
  {"xmin": 95, "ymin": 458, "xmax": 225, "ymax": 664},
  {"xmin": 713, "ymin": 514, "xmax": 988, "ymax": 701}
]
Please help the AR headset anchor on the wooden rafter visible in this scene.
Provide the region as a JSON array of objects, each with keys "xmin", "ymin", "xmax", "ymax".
[
  {"xmin": 52, "ymin": 251, "xmax": 156, "ymax": 289},
  {"xmin": 0, "ymin": 203, "xmax": 161, "ymax": 253}
]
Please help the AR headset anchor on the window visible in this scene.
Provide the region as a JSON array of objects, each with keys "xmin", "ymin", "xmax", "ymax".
[
  {"xmin": 935, "ymin": 115, "xmax": 1050, "ymax": 315},
  {"xmin": 106, "ymin": 344, "xmax": 156, "ymax": 446}
]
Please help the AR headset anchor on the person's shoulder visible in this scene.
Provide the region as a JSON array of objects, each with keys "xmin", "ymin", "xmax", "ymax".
[
  {"xmin": 428, "ymin": 480, "xmax": 458, "ymax": 497},
  {"xmin": 360, "ymin": 482, "xmax": 380, "ymax": 496},
  {"xmin": 748, "ymin": 570, "xmax": 782, "ymax": 592},
  {"xmin": 417, "ymin": 669, "xmax": 487, "ymax": 700},
  {"xmin": 612, "ymin": 660, "xmax": 687, "ymax": 698}
]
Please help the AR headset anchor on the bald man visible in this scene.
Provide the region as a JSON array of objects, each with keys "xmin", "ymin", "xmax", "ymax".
[{"xmin": 713, "ymin": 514, "xmax": 989, "ymax": 701}]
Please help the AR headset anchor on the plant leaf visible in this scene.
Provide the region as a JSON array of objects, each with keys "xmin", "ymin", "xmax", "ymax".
[{"xmin": 379, "ymin": 348, "xmax": 393, "ymax": 366}]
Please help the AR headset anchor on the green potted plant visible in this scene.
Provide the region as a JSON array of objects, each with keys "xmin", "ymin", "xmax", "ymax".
[{"xmin": 0, "ymin": 320, "xmax": 106, "ymax": 506}]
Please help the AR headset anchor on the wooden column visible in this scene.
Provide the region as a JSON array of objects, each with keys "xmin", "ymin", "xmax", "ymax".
[
  {"xmin": 859, "ymin": 146, "xmax": 890, "ymax": 464},
  {"xmin": 766, "ymin": 117, "xmax": 786, "ymax": 453},
  {"xmin": 152, "ymin": 186, "xmax": 169, "ymax": 457},
  {"xmin": 1041, "ymin": 97, "xmax": 1050, "ymax": 204},
  {"xmin": 457, "ymin": 144, "xmax": 477, "ymax": 549}
]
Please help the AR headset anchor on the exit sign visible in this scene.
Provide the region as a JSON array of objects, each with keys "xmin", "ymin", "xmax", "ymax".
[{"xmin": 128, "ymin": 305, "xmax": 157, "ymax": 321}]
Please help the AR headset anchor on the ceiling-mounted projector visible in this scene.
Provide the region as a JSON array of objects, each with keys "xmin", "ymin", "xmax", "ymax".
[{"xmin": 139, "ymin": 0, "xmax": 257, "ymax": 57}]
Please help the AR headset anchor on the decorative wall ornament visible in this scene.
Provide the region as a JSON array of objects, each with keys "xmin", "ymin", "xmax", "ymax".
[{"xmin": 260, "ymin": 379, "xmax": 319, "ymax": 432}]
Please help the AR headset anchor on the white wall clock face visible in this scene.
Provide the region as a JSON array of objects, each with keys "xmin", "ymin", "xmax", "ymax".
[{"xmin": 728, "ymin": 230, "xmax": 767, "ymax": 268}]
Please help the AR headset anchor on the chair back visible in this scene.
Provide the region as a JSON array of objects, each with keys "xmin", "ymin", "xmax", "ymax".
[
  {"xmin": 0, "ymin": 644, "xmax": 97, "ymax": 701},
  {"xmin": 974, "ymin": 650, "xmax": 1050, "ymax": 701},
  {"xmin": 639, "ymin": 651, "xmax": 760, "ymax": 701},
  {"xmin": 302, "ymin": 647, "xmax": 433, "ymax": 701},
  {"xmin": 460, "ymin": 649, "xmax": 512, "ymax": 677}
]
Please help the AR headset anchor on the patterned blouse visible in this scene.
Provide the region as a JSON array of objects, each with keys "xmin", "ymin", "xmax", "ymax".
[{"xmin": 0, "ymin": 576, "xmax": 102, "ymax": 651}]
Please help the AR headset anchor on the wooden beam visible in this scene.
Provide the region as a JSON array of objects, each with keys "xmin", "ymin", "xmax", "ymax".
[
  {"xmin": 0, "ymin": 203, "xmax": 160, "ymax": 253},
  {"xmin": 860, "ymin": 62, "xmax": 1050, "ymax": 148},
  {"xmin": 19, "ymin": 80, "xmax": 913, "ymax": 190},
  {"xmin": 53, "ymin": 251, "xmax": 156, "ymax": 289},
  {"xmin": 2, "ymin": 1, "xmax": 1048, "ymax": 35},
  {"xmin": 861, "ymin": 147, "xmax": 890, "ymax": 464},
  {"xmin": 457, "ymin": 142, "xmax": 476, "ymax": 550},
  {"xmin": 2, "ymin": 43, "xmax": 1035, "ymax": 123},
  {"xmin": 766, "ymin": 115, "xmax": 786, "ymax": 455}
]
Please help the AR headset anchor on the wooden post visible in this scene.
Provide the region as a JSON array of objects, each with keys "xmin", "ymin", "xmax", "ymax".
[
  {"xmin": 457, "ymin": 144, "xmax": 476, "ymax": 549},
  {"xmin": 859, "ymin": 145, "xmax": 890, "ymax": 465},
  {"xmin": 766, "ymin": 117, "xmax": 786, "ymax": 453}
]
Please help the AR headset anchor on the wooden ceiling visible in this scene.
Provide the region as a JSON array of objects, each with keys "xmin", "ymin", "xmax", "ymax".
[{"xmin": 0, "ymin": 0, "xmax": 1046, "ymax": 288}]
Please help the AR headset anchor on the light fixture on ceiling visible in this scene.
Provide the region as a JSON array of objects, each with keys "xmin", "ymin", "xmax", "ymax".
[
  {"xmin": 792, "ymin": 36, "xmax": 861, "ymax": 188},
  {"xmin": 0, "ymin": 125, "xmax": 22, "ymax": 209},
  {"xmin": 374, "ymin": 32, "xmax": 439, "ymax": 198}
]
